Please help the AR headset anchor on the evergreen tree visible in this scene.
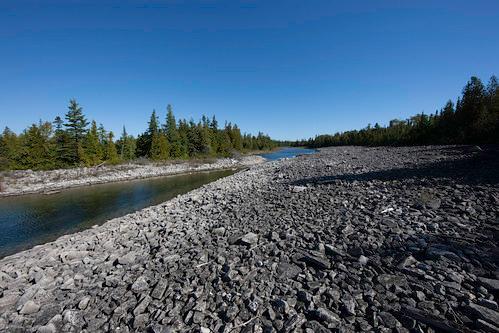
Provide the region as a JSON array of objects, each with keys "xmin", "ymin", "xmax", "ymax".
[
  {"xmin": 117, "ymin": 126, "xmax": 136, "ymax": 161},
  {"xmin": 231, "ymin": 124, "xmax": 243, "ymax": 151},
  {"xmin": 136, "ymin": 110, "xmax": 159, "ymax": 158},
  {"xmin": 177, "ymin": 119, "xmax": 189, "ymax": 158},
  {"xmin": 84, "ymin": 120, "xmax": 103, "ymax": 166},
  {"xmin": 165, "ymin": 105, "xmax": 183, "ymax": 158},
  {"xmin": 0, "ymin": 127, "xmax": 19, "ymax": 170},
  {"xmin": 105, "ymin": 131, "xmax": 119, "ymax": 164},
  {"xmin": 16, "ymin": 123, "xmax": 55, "ymax": 170},
  {"xmin": 64, "ymin": 99, "xmax": 89, "ymax": 164},
  {"xmin": 150, "ymin": 132, "xmax": 169, "ymax": 160},
  {"xmin": 52, "ymin": 116, "xmax": 72, "ymax": 167}
]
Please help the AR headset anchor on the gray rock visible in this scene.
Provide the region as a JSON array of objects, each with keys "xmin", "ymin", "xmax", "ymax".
[
  {"xmin": 379, "ymin": 311, "xmax": 401, "ymax": 328},
  {"xmin": 478, "ymin": 277, "xmax": 499, "ymax": 292},
  {"xmin": 78, "ymin": 296, "xmax": 90, "ymax": 310},
  {"xmin": 277, "ymin": 262, "xmax": 302, "ymax": 279},
  {"xmin": 272, "ymin": 299, "xmax": 289, "ymax": 314},
  {"xmin": 239, "ymin": 232, "xmax": 259, "ymax": 246},
  {"xmin": 477, "ymin": 319, "xmax": 499, "ymax": 333},
  {"xmin": 19, "ymin": 300, "xmax": 40, "ymax": 315},
  {"xmin": 37, "ymin": 323, "xmax": 56, "ymax": 333},
  {"xmin": 151, "ymin": 279, "xmax": 168, "ymax": 299},
  {"xmin": 299, "ymin": 251, "xmax": 331, "ymax": 270},
  {"xmin": 131, "ymin": 276, "xmax": 149, "ymax": 293},
  {"xmin": 309, "ymin": 307, "xmax": 341, "ymax": 324},
  {"xmin": 465, "ymin": 302, "xmax": 499, "ymax": 326}
]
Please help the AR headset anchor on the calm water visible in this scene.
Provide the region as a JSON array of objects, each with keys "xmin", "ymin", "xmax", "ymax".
[
  {"xmin": 260, "ymin": 147, "xmax": 316, "ymax": 161},
  {"xmin": 0, "ymin": 169, "xmax": 234, "ymax": 258}
]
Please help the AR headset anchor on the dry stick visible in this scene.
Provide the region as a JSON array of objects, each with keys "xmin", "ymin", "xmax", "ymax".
[
  {"xmin": 195, "ymin": 260, "xmax": 213, "ymax": 268},
  {"xmin": 230, "ymin": 316, "xmax": 259, "ymax": 332}
]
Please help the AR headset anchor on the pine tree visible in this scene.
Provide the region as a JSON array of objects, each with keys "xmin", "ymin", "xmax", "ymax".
[
  {"xmin": 117, "ymin": 126, "xmax": 136, "ymax": 161},
  {"xmin": 165, "ymin": 105, "xmax": 183, "ymax": 158},
  {"xmin": 150, "ymin": 132, "xmax": 169, "ymax": 160},
  {"xmin": 177, "ymin": 119, "xmax": 189, "ymax": 158},
  {"xmin": 457, "ymin": 77, "xmax": 486, "ymax": 141},
  {"xmin": 84, "ymin": 120, "xmax": 103, "ymax": 166},
  {"xmin": 64, "ymin": 99, "xmax": 89, "ymax": 164},
  {"xmin": 105, "ymin": 131, "xmax": 119, "ymax": 164},
  {"xmin": 136, "ymin": 110, "xmax": 159, "ymax": 158},
  {"xmin": 231, "ymin": 124, "xmax": 243, "ymax": 151},
  {"xmin": 209, "ymin": 115, "xmax": 219, "ymax": 153},
  {"xmin": 0, "ymin": 127, "xmax": 19, "ymax": 170},
  {"xmin": 52, "ymin": 116, "xmax": 72, "ymax": 167},
  {"xmin": 16, "ymin": 123, "xmax": 55, "ymax": 170}
]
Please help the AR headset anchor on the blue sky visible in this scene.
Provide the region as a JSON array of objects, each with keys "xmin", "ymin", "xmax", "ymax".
[{"xmin": 1, "ymin": 1, "xmax": 498, "ymax": 140}]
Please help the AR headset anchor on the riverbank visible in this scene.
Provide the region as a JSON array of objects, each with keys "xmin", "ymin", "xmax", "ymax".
[
  {"xmin": 0, "ymin": 145, "xmax": 498, "ymax": 332},
  {"xmin": 0, "ymin": 155, "xmax": 265, "ymax": 197}
]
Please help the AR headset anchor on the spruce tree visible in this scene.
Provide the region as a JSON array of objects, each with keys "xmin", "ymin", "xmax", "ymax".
[
  {"xmin": 139, "ymin": 110, "xmax": 159, "ymax": 158},
  {"xmin": 105, "ymin": 131, "xmax": 119, "ymax": 164},
  {"xmin": 52, "ymin": 117, "xmax": 72, "ymax": 167},
  {"xmin": 118, "ymin": 126, "xmax": 136, "ymax": 160},
  {"xmin": 64, "ymin": 99, "xmax": 88, "ymax": 164},
  {"xmin": 16, "ymin": 123, "xmax": 54, "ymax": 170},
  {"xmin": 85, "ymin": 120, "xmax": 103, "ymax": 166},
  {"xmin": 165, "ymin": 105, "xmax": 182, "ymax": 158},
  {"xmin": 150, "ymin": 132, "xmax": 169, "ymax": 160},
  {"xmin": 0, "ymin": 127, "xmax": 19, "ymax": 170}
]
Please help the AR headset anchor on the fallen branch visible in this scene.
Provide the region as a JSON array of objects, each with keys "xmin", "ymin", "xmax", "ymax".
[
  {"xmin": 195, "ymin": 260, "xmax": 213, "ymax": 268},
  {"xmin": 230, "ymin": 316, "xmax": 259, "ymax": 331}
]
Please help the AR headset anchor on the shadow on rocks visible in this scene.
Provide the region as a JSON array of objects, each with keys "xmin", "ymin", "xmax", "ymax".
[{"xmin": 291, "ymin": 145, "xmax": 499, "ymax": 187}]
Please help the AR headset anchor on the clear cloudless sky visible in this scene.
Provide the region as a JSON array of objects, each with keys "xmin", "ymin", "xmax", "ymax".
[{"xmin": 1, "ymin": 0, "xmax": 498, "ymax": 140}]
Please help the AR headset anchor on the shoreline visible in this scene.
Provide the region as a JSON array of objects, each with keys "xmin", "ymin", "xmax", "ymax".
[
  {"xmin": 0, "ymin": 146, "xmax": 497, "ymax": 332},
  {"xmin": 0, "ymin": 155, "xmax": 265, "ymax": 198}
]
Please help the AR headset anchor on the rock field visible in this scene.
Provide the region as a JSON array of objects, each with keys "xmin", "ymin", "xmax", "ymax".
[
  {"xmin": 0, "ymin": 155, "xmax": 265, "ymax": 197},
  {"xmin": 0, "ymin": 145, "xmax": 498, "ymax": 332}
]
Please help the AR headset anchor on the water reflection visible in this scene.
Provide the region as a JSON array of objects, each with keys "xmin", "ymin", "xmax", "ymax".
[{"xmin": 0, "ymin": 169, "xmax": 234, "ymax": 258}]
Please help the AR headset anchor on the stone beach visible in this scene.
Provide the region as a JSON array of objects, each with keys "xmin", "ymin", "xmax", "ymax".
[
  {"xmin": 0, "ymin": 145, "xmax": 498, "ymax": 332},
  {"xmin": 0, "ymin": 155, "xmax": 265, "ymax": 197}
]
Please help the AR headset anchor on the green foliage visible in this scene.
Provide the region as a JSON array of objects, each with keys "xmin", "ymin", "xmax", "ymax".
[
  {"xmin": 165, "ymin": 105, "xmax": 184, "ymax": 158},
  {"xmin": 1, "ymin": 99, "xmax": 274, "ymax": 170},
  {"xmin": 116, "ymin": 126, "xmax": 136, "ymax": 161},
  {"xmin": 64, "ymin": 99, "xmax": 89, "ymax": 165},
  {"xmin": 15, "ymin": 122, "xmax": 55, "ymax": 170},
  {"xmin": 150, "ymin": 133, "xmax": 169, "ymax": 160},
  {"xmin": 296, "ymin": 75, "xmax": 499, "ymax": 148},
  {"xmin": 105, "ymin": 132, "xmax": 119, "ymax": 165},
  {"xmin": 84, "ymin": 120, "xmax": 104, "ymax": 166},
  {"xmin": 136, "ymin": 110, "xmax": 159, "ymax": 158},
  {"xmin": 0, "ymin": 127, "xmax": 19, "ymax": 170}
]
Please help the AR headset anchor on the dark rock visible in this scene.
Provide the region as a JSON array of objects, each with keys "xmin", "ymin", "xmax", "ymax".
[
  {"xmin": 309, "ymin": 307, "xmax": 341, "ymax": 324},
  {"xmin": 299, "ymin": 251, "xmax": 331, "ymax": 270}
]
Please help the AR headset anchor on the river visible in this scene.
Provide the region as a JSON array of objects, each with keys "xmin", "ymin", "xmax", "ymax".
[
  {"xmin": 0, "ymin": 169, "xmax": 235, "ymax": 258},
  {"xmin": 260, "ymin": 147, "xmax": 316, "ymax": 160},
  {"xmin": 0, "ymin": 148, "xmax": 317, "ymax": 258}
]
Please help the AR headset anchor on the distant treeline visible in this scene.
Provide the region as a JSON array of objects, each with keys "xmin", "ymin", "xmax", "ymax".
[
  {"xmin": 0, "ymin": 102, "xmax": 276, "ymax": 171},
  {"xmin": 294, "ymin": 75, "xmax": 499, "ymax": 148}
]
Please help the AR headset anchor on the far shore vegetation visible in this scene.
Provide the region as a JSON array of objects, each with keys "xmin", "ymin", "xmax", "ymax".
[
  {"xmin": 0, "ymin": 104, "xmax": 276, "ymax": 171},
  {"xmin": 293, "ymin": 75, "xmax": 499, "ymax": 148}
]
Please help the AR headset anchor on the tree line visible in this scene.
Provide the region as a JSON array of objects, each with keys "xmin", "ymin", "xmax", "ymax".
[
  {"xmin": 0, "ymin": 102, "xmax": 276, "ymax": 170},
  {"xmin": 294, "ymin": 75, "xmax": 499, "ymax": 148}
]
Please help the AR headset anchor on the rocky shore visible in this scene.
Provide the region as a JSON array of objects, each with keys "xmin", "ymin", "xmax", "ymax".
[
  {"xmin": 0, "ymin": 155, "xmax": 265, "ymax": 197},
  {"xmin": 0, "ymin": 145, "xmax": 498, "ymax": 332}
]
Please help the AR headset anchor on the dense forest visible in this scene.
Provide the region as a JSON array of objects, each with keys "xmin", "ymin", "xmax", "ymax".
[
  {"xmin": 0, "ymin": 103, "xmax": 276, "ymax": 171},
  {"xmin": 294, "ymin": 75, "xmax": 499, "ymax": 148}
]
